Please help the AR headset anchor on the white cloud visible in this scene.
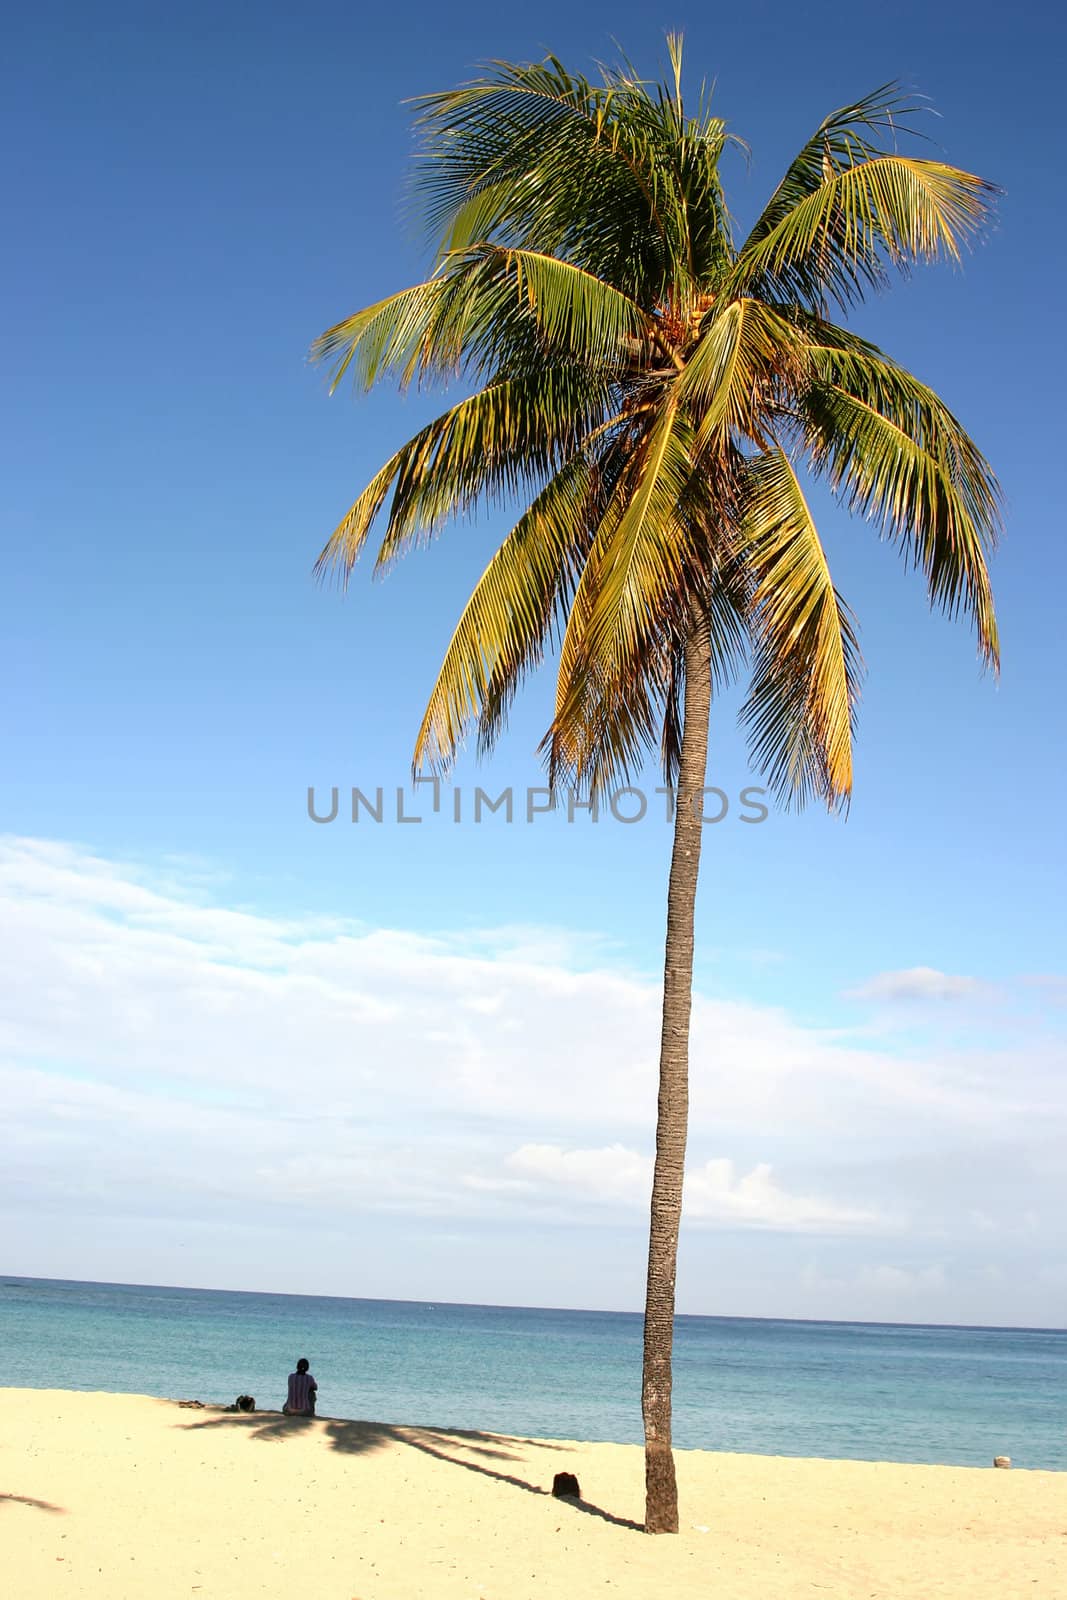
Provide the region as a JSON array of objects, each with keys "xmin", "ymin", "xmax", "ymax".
[
  {"xmin": 685, "ymin": 1158, "xmax": 881, "ymax": 1230},
  {"xmin": 0, "ymin": 836, "xmax": 1023, "ymax": 1161},
  {"xmin": 506, "ymin": 1142, "xmax": 651, "ymax": 1207},
  {"xmin": 855, "ymin": 1263, "xmax": 946, "ymax": 1296},
  {"xmin": 1, "ymin": 834, "xmax": 1064, "ymax": 1312},
  {"xmin": 847, "ymin": 966, "xmax": 986, "ymax": 1003},
  {"xmin": 496, "ymin": 1143, "xmax": 883, "ymax": 1232}
]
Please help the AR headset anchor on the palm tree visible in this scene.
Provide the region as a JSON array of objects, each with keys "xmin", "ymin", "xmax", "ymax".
[{"xmin": 312, "ymin": 41, "xmax": 1000, "ymax": 1533}]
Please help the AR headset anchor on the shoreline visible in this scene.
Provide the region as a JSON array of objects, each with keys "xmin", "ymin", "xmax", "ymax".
[
  {"xmin": 7, "ymin": 1280, "xmax": 1064, "ymax": 1470},
  {"xmin": 9, "ymin": 1382, "xmax": 1065, "ymax": 1474},
  {"xmin": 5, "ymin": 1389, "xmax": 1065, "ymax": 1598}
]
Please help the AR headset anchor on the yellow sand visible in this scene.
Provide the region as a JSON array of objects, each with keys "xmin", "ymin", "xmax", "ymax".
[{"xmin": 2, "ymin": 1390, "xmax": 1063, "ymax": 1598}]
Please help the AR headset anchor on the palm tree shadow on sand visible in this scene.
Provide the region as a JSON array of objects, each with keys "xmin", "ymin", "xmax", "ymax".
[
  {"xmin": 0, "ymin": 1493, "xmax": 66, "ymax": 1513},
  {"xmin": 180, "ymin": 1412, "xmax": 642, "ymax": 1531}
]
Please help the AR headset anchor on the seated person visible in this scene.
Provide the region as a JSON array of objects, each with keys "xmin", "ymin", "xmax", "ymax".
[{"xmin": 283, "ymin": 1357, "xmax": 317, "ymax": 1416}]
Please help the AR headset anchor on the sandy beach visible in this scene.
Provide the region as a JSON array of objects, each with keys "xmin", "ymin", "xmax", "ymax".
[{"xmin": 3, "ymin": 1389, "xmax": 1063, "ymax": 1599}]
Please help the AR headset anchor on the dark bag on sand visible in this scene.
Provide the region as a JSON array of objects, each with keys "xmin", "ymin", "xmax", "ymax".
[
  {"xmin": 234, "ymin": 1394, "xmax": 256, "ymax": 1412},
  {"xmin": 552, "ymin": 1472, "xmax": 581, "ymax": 1498}
]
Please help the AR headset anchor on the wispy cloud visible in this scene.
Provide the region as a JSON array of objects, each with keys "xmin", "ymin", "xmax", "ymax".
[
  {"xmin": 487, "ymin": 1143, "xmax": 885, "ymax": 1232},
  {"xmin": 1, "ymin": 835, "xmax": 1064, "ymax": 1317},
  {"xmin": 847, "ymin": 966, "xmax": 988, "ymax": 1003}
]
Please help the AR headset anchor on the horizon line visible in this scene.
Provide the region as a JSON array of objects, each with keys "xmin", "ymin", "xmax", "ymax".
[{"xmin": 5, "ymin": 1274, "xmax": 1064, "ymax": 1337}]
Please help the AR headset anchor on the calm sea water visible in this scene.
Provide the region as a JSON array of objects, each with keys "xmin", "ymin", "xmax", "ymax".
[{"xmin": 2, "ymin": 1277, "xmax": 1064, "ymax": 1469}]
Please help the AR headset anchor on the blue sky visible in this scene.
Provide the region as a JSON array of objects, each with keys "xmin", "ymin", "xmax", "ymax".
[{"xmin": 2, "ymin": 0, "xmax": 1065, "ymax": 1322}]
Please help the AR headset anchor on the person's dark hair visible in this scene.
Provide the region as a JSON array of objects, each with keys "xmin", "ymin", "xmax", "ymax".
[{"xmin": 296, "ymin": 1357, "xmax": 310, "ymax": 1373}]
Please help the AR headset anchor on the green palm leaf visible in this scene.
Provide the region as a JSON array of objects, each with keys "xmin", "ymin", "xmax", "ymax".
[
  {"xmin": 735, "ymin": 146, "xmax": 996, "ymax": 311},
  {"xmin": 739, "ymin": 84, "xmax": 920, "ymax": 247},
  {"xmin": 557, "ymin": 398, "xmax": 690, "ymax": 676},
  {"xmin": 681, "ymin": 297, "xmax": 806, "ymax": 449},
  {"xmin": 413, "ymin": 59, "xmax": 674, "ymax": 294},
  {"xmin": 801, "ymin": 343, "xmax": 1000, "ymax": 663},
  {"xmin": 478, "ymin": 246, "xmax": 651, "ymax": 368},
  {"xmin": 413, "ymin": 50, "xmax": 733, "ymax": 300},
  {"xmin": 312, "ymin": 279, "xmax": 456, "ymax": 393},
  {"xmin": 314, "ymin": 372, "xmax": 611, "ymax": 578},
  {"xmin": 414, "ymin": 456, "xmax": 596, "ymax": 769},
  {"xmin": 739, "ymin": 448, "xmax": 862, "ymax": 806},
  {"xmin": 314, "ymin": 245, "xmax": 650, "ymax": 405},
  {"xmin": 548, "ymin": 399, "xmax": 715, "ymax": 786}
]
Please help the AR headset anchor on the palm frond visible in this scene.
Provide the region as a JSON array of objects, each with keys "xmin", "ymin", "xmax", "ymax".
[
  {"xmin": 412, "ymin": 59, "xmax": 674, "ymax": 294},
  {"xmin": 372, "ymin": 369, "xmax": 614, "ymax": 570},
  {"xmin": 546, "ymin": 399, "xmax": 730, "ymax": 788},
  {"xmin": 315, "ymin": 449, "xmax": 409, "ymax": 582},
  {"xmin": 739, "ymin": 448, "xmax": 863, "ymax": 806},
  {"xmin": 682, "ymin": 297, "xmax": 806, "ymax": 450},
  {"xmin": 800, "ymin": 340, "xmax": 1000, "ymax": 663},
  {"xmin": 734, "ymin": 145, "xmax": 997, "ymax": 311},
  {"xmin": 315, "ymin": 371, "xmax": 611, "ymax": 579},
  {"xmin": 479, "ymin": 246, "xmax": 651, "ymax": 367},
  {"xmin": 739, "ymin": 85, "xmax": 921, "ymax": 249},
  {"xmin": 312, "ymin": 279, "xmax": 456, "ymax": 392},
  {"xmin": 414, "ymin": 456, "xmax": 597, "ymax": 770},
  {"xmin": 412, "ymin": 53, "xmax": 733, "ymax": 299},
  {"xmin": 313, "ymin": 245, "xmax": 651, "ymax": 401},
  {"xmin": 557, "ymin": 397, "xmax": 693, "ymax": 685},
  {"xmin": 546, "ymin": 626, "xmax": 680, "ymax": 792}
]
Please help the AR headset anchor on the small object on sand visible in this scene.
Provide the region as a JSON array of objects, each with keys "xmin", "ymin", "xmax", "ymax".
[
  {"xmin": 551, "ymin": 1472, "xmax": 581, "ymax": 1499},
  {"xmin": 177, "ymin": 1400, "xmax": 205, "ymax": 1409},
  {"xmin": 234, "ymin": 1395, "xmax": 256, "ymax": 1413},
  {"xmin": 993, "ymin": 1455, "xmax": 1011, "ymax": 1469}
]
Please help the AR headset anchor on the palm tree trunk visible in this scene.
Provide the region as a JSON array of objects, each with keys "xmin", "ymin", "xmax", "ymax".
[{"xmin": 642, "ymin": 606, "xmax": 712, "ymax": 1534}]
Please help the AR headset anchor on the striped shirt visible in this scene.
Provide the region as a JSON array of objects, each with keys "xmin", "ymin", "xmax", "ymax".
[{"xmin": 286, "ymin": 1370, "xmax": 317, "ymax": 1413}]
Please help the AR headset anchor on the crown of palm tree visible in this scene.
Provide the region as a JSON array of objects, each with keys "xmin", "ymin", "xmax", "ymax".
[{"xmin": 313, "ymin": 38, "xmax": 1000, "ymax": 810}]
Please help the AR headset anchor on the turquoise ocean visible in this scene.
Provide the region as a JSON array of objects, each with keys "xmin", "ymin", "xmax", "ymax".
[{"xmin": 2, "ymin": 1277, "xmax": 1064, "ymax": 1469}]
